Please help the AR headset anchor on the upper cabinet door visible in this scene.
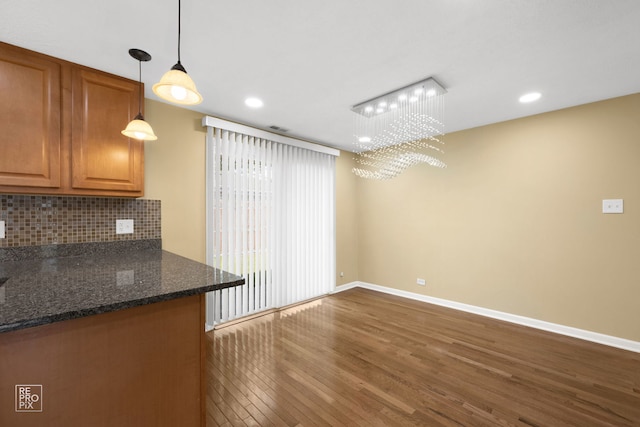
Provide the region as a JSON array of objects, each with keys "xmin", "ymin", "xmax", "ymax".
[
  {"xmin": 0, "ymin": 44, "xmax": 61, "ymax": 188},
  {"xmin": 70, "ymin": 68, "xmax": 144, "ymax": 194}
]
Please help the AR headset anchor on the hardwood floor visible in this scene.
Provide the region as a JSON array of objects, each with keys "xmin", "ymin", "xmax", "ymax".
[{"xmin": 205, "ymin": 288, "xmax": 640, "ymax": 426}]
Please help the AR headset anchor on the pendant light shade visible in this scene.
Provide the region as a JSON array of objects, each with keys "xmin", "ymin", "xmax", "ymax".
[
  {"xmin": 153, "ymin": 63, "xmax": 202, "ymax": 105},
  {"xmin": 122, "ymin": 49, "xmax": 157, "ymax": 141},
  {"xmin": 153, "ymin": 0, "xmax": 203, "ymax": 105},
  {"xmin": 122, "ymin": 113, "xmax": 157, "ymax": 141}
]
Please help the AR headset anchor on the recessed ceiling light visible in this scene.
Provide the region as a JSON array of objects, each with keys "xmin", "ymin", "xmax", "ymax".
[
  {"xmin": 359, "ymin": 136, "xmax": 372, "ymax": 143},
  {"xmin": 245, "ymin": 97, "xmax": 264, "ymax": 108},
  {"xmin": 519, "ymin": 92, "xmax": 541, "ymax": 103}
]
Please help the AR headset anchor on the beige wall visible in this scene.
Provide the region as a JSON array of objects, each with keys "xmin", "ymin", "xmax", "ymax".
[
  {"xmin": 143, "ymin": 99, "xmax": 207, "ymax": 263},
  {"xmin": 336, "ymin": 154, "xmax": 360, "ymax": 285},
  {"xmin": 356, "ymin": 93, "xmax": 640, "ymax": 341},
  {"xmin": 142, "ymin": 94, "xmax": 640, "ymax": 342}
]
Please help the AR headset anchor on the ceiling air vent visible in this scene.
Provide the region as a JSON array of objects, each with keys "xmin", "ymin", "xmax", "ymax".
[{"xmin": 268, "ymin": 125, "xmax": 289, "ymax": 133}]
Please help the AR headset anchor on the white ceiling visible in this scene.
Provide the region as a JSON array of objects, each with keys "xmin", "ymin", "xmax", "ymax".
[{"xmin": 2, "ymin": 0, "xmax": 640, "ymax": 152}]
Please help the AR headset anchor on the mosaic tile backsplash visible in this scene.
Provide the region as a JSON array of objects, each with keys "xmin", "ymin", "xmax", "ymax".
[{"xmin": 0, "ymin": 195, "xmax": 161, "ymax": 247}]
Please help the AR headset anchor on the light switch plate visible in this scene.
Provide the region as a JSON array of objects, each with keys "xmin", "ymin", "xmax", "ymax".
[
  {"xmin": 602, "ymin": 199, "xmax": 623, "ymax": 214},
  {"xmin": 0, "ymin": 220, "xmax": 5, "ymax": 239}
]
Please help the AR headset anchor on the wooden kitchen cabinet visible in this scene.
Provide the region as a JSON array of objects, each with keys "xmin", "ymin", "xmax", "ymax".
[
  {"xmin": 70, "ymin": 68, "xmax": 143, "ymax": 193},
  {"xmin": 0, "ymin": 43, "xmax": 62, "ymax": 189},
  {"xmin": 0, "ymin": 41, "xmax": 144, "ymax": 197},
  {"xmin": 0, "ymin": 294, "xmax": 205, "ymax": 427}
]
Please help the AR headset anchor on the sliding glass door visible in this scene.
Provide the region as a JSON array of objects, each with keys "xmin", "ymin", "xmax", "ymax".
[{"xmin": 204, "ymin": 117, "xmax": 337, "ymax": 327}]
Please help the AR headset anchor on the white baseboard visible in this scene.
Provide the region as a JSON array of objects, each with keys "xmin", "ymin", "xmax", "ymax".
[{"xmin": 333, "ymin": 281, "xmax": 640, "ymax": 354}]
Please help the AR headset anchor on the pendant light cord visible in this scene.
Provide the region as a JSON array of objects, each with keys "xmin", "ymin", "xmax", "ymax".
[
  {"xmin": 169, "ymin": 0, "xmax": 187, "ymax": 73},
  {"xmin": 177, "ymin": 0, "xmax": 181, "ymax": 64},
  {"xmin": 138, "ymin": 59, "xmax": 143, "ymax": 116}
]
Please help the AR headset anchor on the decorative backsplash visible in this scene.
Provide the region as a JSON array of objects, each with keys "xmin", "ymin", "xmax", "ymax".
[{"xmin": 0, "ymin": 195, "xmax": 161, "ymax": 247}]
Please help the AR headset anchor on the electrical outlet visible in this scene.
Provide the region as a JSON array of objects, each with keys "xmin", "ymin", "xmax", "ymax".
[
  {"xmin": 116, "ymin": 219, "xmax": 134, "ymax": 234},
  {"xmin": 417, "ymin": 278, "xmax": 426, "ymax": 286},
  {"xmin": 0, "ymin": 220, "xmax": 5, "ymax": 239},
  {"xmin": 602, "ymin": 199, "xmax": 623, "ymax": 214}
]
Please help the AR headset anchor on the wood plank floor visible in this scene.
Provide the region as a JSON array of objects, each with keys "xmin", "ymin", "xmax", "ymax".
[{"xmin": 205, "ymin": 288, "xmax": 640, "ymax": 426}]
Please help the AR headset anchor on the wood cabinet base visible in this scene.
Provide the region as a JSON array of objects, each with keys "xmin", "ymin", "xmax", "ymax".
[{"xmin": 0, "ymin": 295, "xmax": 205, "ymax": 427}]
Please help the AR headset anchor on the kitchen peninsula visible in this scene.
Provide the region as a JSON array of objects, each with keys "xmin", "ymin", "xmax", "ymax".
[{"xmin": 0, "ymin": 240, "xmax": 244, "ymax": 427}]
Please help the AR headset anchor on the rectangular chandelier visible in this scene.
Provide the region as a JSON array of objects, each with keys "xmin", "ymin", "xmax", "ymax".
[{"xmin": 351, "ymin": 77, "xmax": 447, "ymax": 179}]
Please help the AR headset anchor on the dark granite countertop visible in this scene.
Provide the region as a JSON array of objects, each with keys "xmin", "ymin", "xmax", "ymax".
[{"xmin": 0, "ymin": 241, "xmax": 244, "ymax": 333}]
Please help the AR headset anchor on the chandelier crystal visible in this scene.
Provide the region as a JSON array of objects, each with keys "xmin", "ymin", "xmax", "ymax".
[{"xmin": 352, "ymin": 77, "xmax": 446, "ymax": 179}]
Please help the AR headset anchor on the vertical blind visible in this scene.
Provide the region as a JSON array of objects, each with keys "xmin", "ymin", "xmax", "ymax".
[{"xmin": 203, "ymin": 117, "xmax": 338, "ymax": 327}]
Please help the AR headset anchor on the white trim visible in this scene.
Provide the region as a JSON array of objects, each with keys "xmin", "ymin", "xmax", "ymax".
[
  {"xmin": 202, "ymin": 116, "xmax": 340, "ymax": 157},
  {"xmin": 333, "ymin": 281, "xmax": 640, "ymax": 354}
]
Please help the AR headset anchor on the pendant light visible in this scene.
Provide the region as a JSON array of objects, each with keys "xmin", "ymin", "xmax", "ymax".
[
  {"xmin": 122, "ymin": 49, "xmax": 158, "ymax": 141},
  {"xmin": 153, "ymin": 0, "xmax": 203, "ymax": 105}
]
